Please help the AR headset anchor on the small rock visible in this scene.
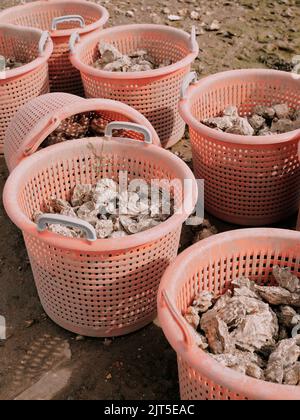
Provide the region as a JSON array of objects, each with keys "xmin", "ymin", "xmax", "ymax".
[
  {"xmin": 168, "ymin": 14, "xmax": 182, "ymax": 21},
  {"xmin": 207, "ymin": 20, "xmax": 221, "ymax": 31},
  {"xmin": 75, "ymin": 335, "xmax": 85, "ymax": 341},
  {"xmin": 186, "ymin": 215, "xmax": 204, "ymax": 226},
  {"xmin": 178, "ymin": 9, "xmax": 188, "ymax": 17},
  {"xmin": 25, "ymin": 320, "xmax": 35, "ymax": 328},
  {"xmin": 151, "ymin": 13, "xmax": 162, "ymax": 24},
  {"xmin": 193, "ymin": 225, "xmax": 218, "ymax": 243},
  {"xmin": 190, "ymin": 11, "xmax": 200, "ymax": 20},
  {"xmin": 125, "ymin": 10, "xmax": 134, "ymax": 17}
]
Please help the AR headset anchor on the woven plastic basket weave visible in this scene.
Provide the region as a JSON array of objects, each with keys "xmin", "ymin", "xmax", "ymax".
[
  {"xmin": 70, "ymin": 24, "xmax": 199, "ymax": 148},
  {"xmin": 4, "ymin": 92, "xmax": 161, "ymax": 172},
  {"xmin": 0, "ymin": 24, "xmax": 53, "ymax": 154},
  {"xmin": 4, "ymin": 127, "xmax": 197, "ymax": 337},
  {"xmin": 297, "ymin": 141, "xmax": 300, "ymax": 231},
  {"xmin": 0, "ymin": 0, "xmax": 109, "ymax": 95},
  {"xmin": 180, "ymin": 69, "xmax": 300, "ymax": 226},
  {"xmin": 158, "ymin": 228, "xmax": 300, "ymax": 400}
]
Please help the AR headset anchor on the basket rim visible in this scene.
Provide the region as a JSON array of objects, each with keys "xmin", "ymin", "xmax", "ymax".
[
  {"xmin": 6, "ymin": 94, "xmax": 161, "ymax": 169},
  {"xmin": 0, "ymin": 24, "xmax": 53, "ymax": 80},
  {"xmin": 179, "ymin": 68, "xmax": 300, "ymax": 146},
  {"xmin": 4, "ymin": 137, "xmax": 198, "ymax": 253},
  {"xmin": 158, "ymin": 228, "xmax": 300, "ymax": 400},
  {"xmin": 0, "ymin": 0, "xmax": 109, "ymax": 38},
  {"xmin": 70, "ymin": 24, "xmax": 199, "ymax": 80}
]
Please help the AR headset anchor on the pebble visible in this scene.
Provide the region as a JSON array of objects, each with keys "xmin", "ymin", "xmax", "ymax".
[
  {"xmin": 167, "ymin": 14, "xmax": 182, "ymax": 21},
  {"xmin": 25, "ymin": 320, "xmax": 35, "ymax": 328},
  {"xmin": 75, "ymin": 335, "xmax": 85, "ymax": 341},
  {"xmin": 206, "ymin": 20, "xmax": 221, "ymax": 31},
  {"xmin": 162, "ymin": 7, "xmax": 170, "ymax": 14},
  {"xmin": 190, "ymin": 11, "xmax": 200, "ymax": 20}
]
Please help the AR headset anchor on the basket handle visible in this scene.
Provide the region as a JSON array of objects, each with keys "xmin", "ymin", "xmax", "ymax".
[
  {"xmin": 37, "ymin": 214, "xmax": 97, "ymax": 242},
  {"xmin": 105, "ymin": 122, "xmax": 153, "ymax": 144},
  {"xmin": 38, "ymin": 31, "xmax": 50, "ymax": 56},
  {"xmin": 180, "ymin": 71, "xmax": 198, "ymax": 100},
  {"xmin": 22, "ymin": 115, "xmax": 62, "ymax": 157},
  {"xmin": 69, "ymin": 32, "xmax": 81, "ymax": 54},
  {"xmin": 160, "ymin": 289, "xmax": 193, "ymax": 348},
  {"xmin": 51, "ymin": 15, "xmax": 85, "ymax": 31},
  {"xmin": 189, "ymin": 26, "xmax": 198, "ymax": 53}
]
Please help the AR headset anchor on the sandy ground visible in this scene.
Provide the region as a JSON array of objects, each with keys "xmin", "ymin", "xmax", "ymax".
[{"xmin": 0, "ymin": 0, "xmax": 299, "ymax": 400}]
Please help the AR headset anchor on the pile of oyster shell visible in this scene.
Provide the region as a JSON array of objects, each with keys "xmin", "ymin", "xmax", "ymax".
[
  {"xmin": 93, "ymin": 43, "xmax": 173, "ymax": 72},
  {"xmin": 185, "ymin": 266, "xmax": 300, "ymax": 385},
  {"xmin": 202, "ymin": 104, "xmax": 300, "ymax": 136},
  {"xmin": 0, "ymin": 55, "xmax": 26, "ymax": 71},
  {"xmin": 33, "ymin": 179, "xmax": 174, "ymax": 239},
  {"xmin": 42, "ymin": 112, "xmax": 124, "ymax": 147}
]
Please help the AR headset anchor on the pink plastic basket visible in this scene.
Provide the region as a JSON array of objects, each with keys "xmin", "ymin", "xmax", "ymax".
[
  {"xmin": 4, "ymin": 129, "xmax": 197, "ymax": 337},
  {"xmin": 0, "ymin": 0, "xmax": 109, "ymax": 96},
  {"xmin": 4, "ymin": 92, "xmax": 161, "ymax": 172},
  {"xmin": 180, "ymin": 69, "xmax": 300, "ymax": 226},
  {"xmin": 0, "ymin": 24, "xmax": 53, "ymax": 154},
  {"xmin": 158, "ymin": 228, "xmax": 300, "ymax": 400},
  {"xmin": 70, "ymin": 24, "xmax": 199, "ymax": 148},
  {"xmin": 297, "ymin": 141, "xmax": 300, "ymax": 231}
]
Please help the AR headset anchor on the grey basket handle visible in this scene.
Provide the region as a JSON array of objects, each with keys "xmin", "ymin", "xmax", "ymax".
[
  {"xmin": 69, "ymin": 32, "xmax": 81, "ymax": 54},
  {"xmin": 105, "ymin": 122, "xmax": 153, "ymax": 144},
  {"xmin": 189, "ymin": 26, "xmax": 198, "ymax": 52},
  {"xmin": 180, "ymin": 71, "xmax": 198, "ymax": 99},
  {"xmin": 38, "ymin": 31, "xmax": 50, "ymax": 55},
  {"xmin": 37, "ymin": 214, "xmax": 97, "ymax": 242},
  {"xmin": 51, "ymin": 15, "xmax": 85, "ymax": 31}
]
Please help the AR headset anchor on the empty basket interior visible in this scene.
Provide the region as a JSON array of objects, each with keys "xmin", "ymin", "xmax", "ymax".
[{"xmin": 0, "ymin": 1, "xmax": 104, "ymax": 32}]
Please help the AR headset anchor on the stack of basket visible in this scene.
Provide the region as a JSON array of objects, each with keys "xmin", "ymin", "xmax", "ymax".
[{"xmin": 1, "ymin": 0, "xmax": 300, "ymax": 401}]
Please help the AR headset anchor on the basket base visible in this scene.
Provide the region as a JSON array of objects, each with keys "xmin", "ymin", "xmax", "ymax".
[
  {"xmin": 41, "ymin": 306, "xmax": 157, "ymax": 338},
  {"xmin": 205, "ymin": 206, "xmax": 299, "ymax": 227},
  {"xmin": 164, "ymin": 134, "xmax": 184, "ymax": 149}
]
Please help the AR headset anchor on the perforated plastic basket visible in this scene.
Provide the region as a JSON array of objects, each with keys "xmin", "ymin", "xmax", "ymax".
[
  {"xmin": 0, "ymin": 24, "xmax": 53, "ymax": 154},
  {"xmin": 158, "ymin": 228, "xmax": 300, "ymax": 400},
  {"xmin": 0, "ymin": 0, "xmax": 109, "ymax": 95},
  {"xmin": 4, "ymin": 126, "xmax": 197, "ymax": 337},
  {"xmin": 4, "ymin": 92, "xmax": 161, "ymax": 172},
  {"xmin": 180, "ymin": 69, "xmax": 300, "ymax": 226},
  {"xmin": 70, "ymin": 24, "xmax": 199, "ymax": 148},
  {"xmin": 297, "ymin": 141, "xmax": 300, "ymax": 231}
]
